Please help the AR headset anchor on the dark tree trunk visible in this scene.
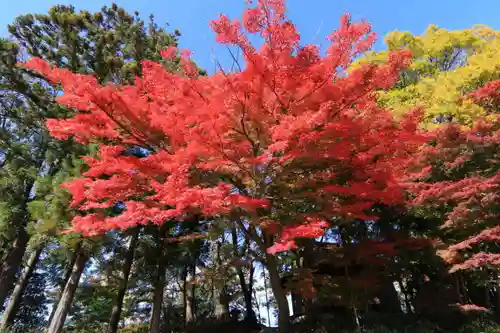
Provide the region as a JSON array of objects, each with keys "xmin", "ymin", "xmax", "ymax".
[
  {"xmin": 47, "ymin": 250, "xmax": 88, "ymax": 333},
  {"xmin": 231, "ymin": 227, "xmax": 256, "ymax": 322},
  {"xmin": 0, "ymin": 156, "xmax": 45, "ymax": 307},
  {"xmin": 108, "ymin": 228, "xmax": 140, "ymax": 333},
  {"xmin": 379, "ymin": 279, "xmax": 403, "ymax": 313},
  {"xmin": 0, "ymin": 227, "xmax": 29, "ymax": 307},
  {"xmin": 291, "ymin": 292, "xmax": 304, "ymax": 317},
  {"xmin": 496, "ymin": 284, "xmax": 500, "ymax": 316},
  {"xmin": 150, "ymin": 236, "xmax": 167, "ymax": 333},
  {"xmin": 0, "ymin": 246, "xmax": 43, "ymax": 330}
]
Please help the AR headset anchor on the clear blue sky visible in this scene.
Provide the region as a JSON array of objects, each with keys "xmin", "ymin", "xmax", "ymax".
[{"xmin": 1, "ymin": 0, "xmax": 499, "ymax": 72}]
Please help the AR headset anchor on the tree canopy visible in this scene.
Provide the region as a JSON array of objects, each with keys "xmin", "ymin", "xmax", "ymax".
[{"xmin": 0, "ymin": 1, "xmax": 499, "ymax": 333}]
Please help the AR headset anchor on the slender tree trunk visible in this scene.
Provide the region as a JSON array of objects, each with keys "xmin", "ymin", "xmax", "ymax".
[
  {"xmin": 184, "ymin": 264, "xmax": 195, "ymax": 324},
  {"xmin": 344, "ymin": 262, "xmax": 360, "ymax": 330},
  {"xmin": 0, "ymin": 160, "xmax": 44, "ymax": 307},
  {"xmin": 108, "ymin": 228, "xmax": 140, "ymax": 333},
  {"xmin": 460, "ymin": 273, "xmax": 470, "ymax": 303},
  {"xmin": 48, "ymin": 252, "xmax": 77, "ymax": 324},
  {"xmin": 47, "ymin": 250, "xmax": 88, "ymax": 333},
  {"xmin": 150, "ymin": 237, "xmax": 167, "ymax": 333},
  {"xmin": 265, "ymin": 253, "xmax": 290, "ymax": 333},
  {"xmin": 290, "ymin": 258, "xmax": 304, "ymax": 317},
  {"xmin": 496, "ymin": 284, "xmax": 500, "ymax": 316},
  {"xmin": 291, "ymin": 292, "xmax": 304, "ymax": 317},
  {"xmin": 0, "ymin": 246, "xmax": 43, "ymax": 330},
  {"xmin": 212, "ymin": 240, "xmax": 229, "ymax": 320},
  {"xmin": 484, "ymin": 285, "xmax": 492, "ymax": 309},
  {"xmin": 213, "ymin": 288, "xmax": 229, "ymax": 319},
  {"xmin": 0, "ymin": 227, "xmax": 29, "ymax": 307},
  {"xmin": 241, "ymin": 264, "xmax": 256, "ymax": 322},
  {"xmin": 213, "ymin": 284, "xmax": 230, "ymax": 320},
  {"xmin": 397, "ymin": 279, "xmax": 413, "ymax": 314},
  {"xmin": 455, "ymin": 274, "xmax": 463, "ymax": 303},
  {"xmin": 379, "ymin": 279, "xmax": 403, "ymax": 313},
  {"xmin": 231, "ymin": 227, "xmax": 256, "ymax": 322}
]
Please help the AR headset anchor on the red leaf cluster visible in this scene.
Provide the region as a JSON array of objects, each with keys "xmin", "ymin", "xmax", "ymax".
[
  {"xmin": 23, "ymin": 0, "xmax": 426, "ymax": 251},
  {"xmin": 406, "ymin": 82, "xmax": 500, "ymax": 272}
]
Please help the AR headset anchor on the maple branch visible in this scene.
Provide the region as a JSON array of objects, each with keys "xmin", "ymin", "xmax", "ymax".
[
  {"xmin": 240, "ymin": 98, "xmax": 260, "ymax": 155},
  {"xmin": 234, "ymin": 215, "xmax": 266, "ymax": 253},
  {"xmin": 232, "ymin": 28, "xmax": 287, "ymax": 109},
  {"xmin": 226, "ymin": 46, "xmax": 243, "ymax": 73},
  {"xmin": 93, "ymin": 98, "xmax": 167, "ymax": 154},
  {"xmin": 213, "ymin": 57, "xmax": 260, "ymax": 157},
  {"xmin": 291, "ymin": 51, "xmax": 346, "ymax": 107}
]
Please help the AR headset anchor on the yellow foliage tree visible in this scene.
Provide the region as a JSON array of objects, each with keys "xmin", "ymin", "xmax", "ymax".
[{"xmin": 357, "ymin": 25, "xmax": 500, "ymax": 127}]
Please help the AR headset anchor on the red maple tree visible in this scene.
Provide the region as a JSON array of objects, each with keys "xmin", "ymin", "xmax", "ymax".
[
  {"xmin": 405, "ymin": 81, "xmax": 500, "ymax": 272},
  {"xmin": 23, "ymin": 0, "xmax": 427, "ymax": 254}
]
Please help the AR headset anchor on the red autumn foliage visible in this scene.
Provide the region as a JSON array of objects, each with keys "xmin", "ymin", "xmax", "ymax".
[
  {"xmin": 23, "ymin": 0, "xmax": 427, "ymax": 252},
  {"xmin": 405, "ymin": 82, "xmax": 500, "ymax": 272},
  {"xmin": 468, "ymin": 79, "xmax": 500, "ymax": 112}
]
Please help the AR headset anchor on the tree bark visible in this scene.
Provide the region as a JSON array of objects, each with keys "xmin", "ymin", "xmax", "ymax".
[
  {"xmin": 265, "ymin": 253, "xmax": 290, "ymax": 333},
  {"xmin": 211, "ymin": 240, "xmax": 229, "ymax": 320},
  {"xmin": 48, "ymin": 252, "xmax": 77, "ymax": 324},
  {"xmin": 184, "ymin": 263, "xmax": 196, "ymax": 324},
  {"xmin": 0, "ymin": 227, "xmax": 29, "ymax": 307},
  {"xmin": 496, "ymin": 284, "xmax": 500, "ymax": 316},
  {"xmin": 231, "ymin": 227, "xmax": 256, "ymax": 322},
  {"xmin": 213, "ymin": 285, "xmax": 230, "ymax": 320},
  {"xmin": 0, "ymin": 246, "xmax": 43, "ymax": 330},
  {"xmin": 379, "ymin": 279, "xmax": 403, "ymax": 314},
  {"xmin": 149, "ymin": 238, "xmax": 167, "ymax": 333},
  {"xmin": 47, "ymin": 250, "xmax": 88, "ymax": 333},
  {"xmin": 0, "ymin": 155, "xmax": 45, "ymax": 307},
  {"xmin": 108, "ymin": 228, "xmax": 140, "ymax": 333}
]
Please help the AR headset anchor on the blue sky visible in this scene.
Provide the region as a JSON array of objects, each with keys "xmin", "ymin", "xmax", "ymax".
[{"xmin": 1, "ymin": 0, "xmax": 499, "ymax": 72}]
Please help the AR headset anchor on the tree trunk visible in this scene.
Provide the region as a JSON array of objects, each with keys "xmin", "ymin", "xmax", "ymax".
[
  {"xmin": 184, "ymin": 263, "xmax": 196, "ymax": 324},
  {"xmin": 291, "ymin": 292, "xmax": 304, "ymax": 317},
  {"xmin": 241, "ymin": 264, "xmax": 256, "ymax": 322},
  {"xmin": 182, "ymin": 263, "xmax": 196, "ymax": 325},
  {"xmin": 455, "ymin": 274, "xmax": 463, "ymax": 304},
  {"xmin": 0, "ymin": 246, "xmax": 43, "ymax": 330},
  {"xmin": 0, "ymin": 227, "xmax": 29, "ymax": 307},
  {"xmin": 265, "ymin": 253, "xmax": 290, "ymax": 333},
  {"xmin": 48, "ymin": 252, "xmax": 77, "ymax": 324},
  {"xmin": 213, "ymin": 282, "xmax": 230, "ymax": 320},
  {"xmin": 149, "ymin": 239, "xmax": 167, "ymax": 333},
  {"xmin": 379, "ymin": 279, "xmax": 403, "ymax": 314},
  {"xmin": 108, "ymin": 228, "xmax": 140, "ymax": 333},
  {"xmin": 496, "ymin": 284, "xmax": 500, "ymax": 316},
  {"xmin": 290, "ymin": 257, "xmax": 305, "ymax": 317},
  {"xmin": 211, "ymin": 239, "xmax": 229, "ymax": 320},
  {"xmin": 47, "ymin": 250, "xmax": 88, "ymax": 333},
  {"xmin": 0, "ymin": 163, "xmax": 43, "ymax": 307},
  {"xmin": 231, "ymin": 227, "xmax": 256, "ymax": 322},
  {"xmin": 460, "ymin": 273, "xmax": 470, "ymax": 303}
]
